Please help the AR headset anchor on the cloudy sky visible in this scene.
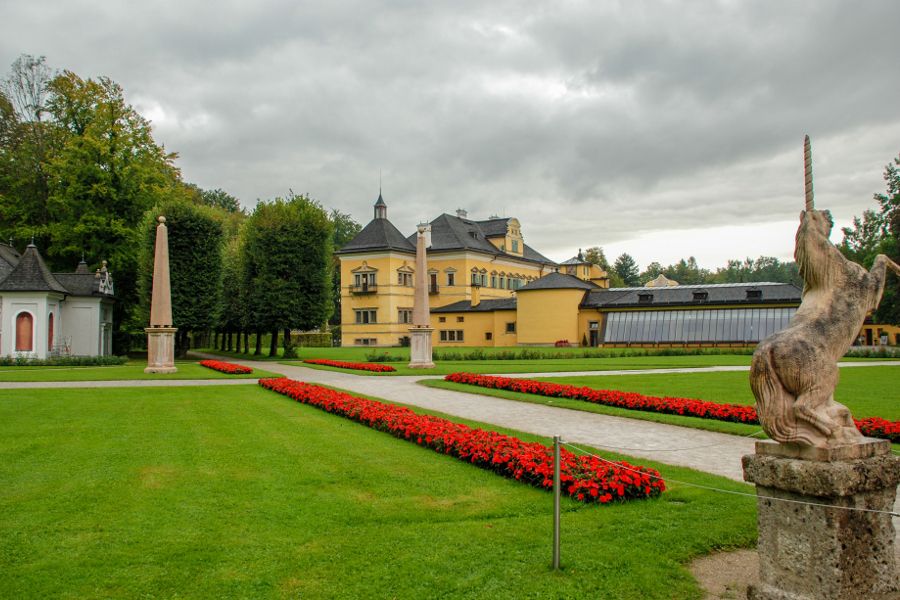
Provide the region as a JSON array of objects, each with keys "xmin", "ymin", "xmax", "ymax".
[{"xmin": 2, "ymin": 1, "xmax": 898, "ymax": 270}]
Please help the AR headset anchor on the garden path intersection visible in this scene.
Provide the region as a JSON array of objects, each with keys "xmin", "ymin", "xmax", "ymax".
[{"xmin": 4, "ymin": 357, "xmax": 897, "ymax": 484}]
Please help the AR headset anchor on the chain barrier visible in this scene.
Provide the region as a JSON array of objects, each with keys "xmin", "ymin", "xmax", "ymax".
[{"xmin": 561, "ymin": 441, "xmax": 900, "ymax": 518}]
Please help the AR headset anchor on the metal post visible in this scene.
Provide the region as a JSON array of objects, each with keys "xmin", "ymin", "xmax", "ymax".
[{"xmin": 553, "ymin": 435, "xmax": 561, "ymax": 570}]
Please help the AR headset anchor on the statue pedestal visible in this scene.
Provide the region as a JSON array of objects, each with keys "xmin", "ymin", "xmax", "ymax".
[
  {"xmin": 145, "ymin": 326, "xmax": 178, "ymax": 374},
  {"xmin": 407, "ymin": 327, "xmax": 434, "ymax": 369},
  {"xmin": 742, "ymin": 440, "xmax": 900, "ymax": 600}
]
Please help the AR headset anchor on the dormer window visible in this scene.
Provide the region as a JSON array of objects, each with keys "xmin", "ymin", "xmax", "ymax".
[
  {"xmin": 638, "ymin": 293, "xmax": 653, "ymax": 304},
  {"xmin": 693, "ymin": 290, "xmax": 708, "ymax": 302},
  {"xmin": 469, "ymin": 231, "xmax": 479, "ymax": 240},
  {"xmin": 746, "ymin": 289, "xmax": 762, "ymax": 300}
]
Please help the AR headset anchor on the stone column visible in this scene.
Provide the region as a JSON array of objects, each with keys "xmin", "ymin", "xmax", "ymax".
[
  {"xmin": 743, "ymin": 439, "xmax": 900, "ymax": 600},
  {"xmin": 145, "ymin": 216, "xmax": 178, "ymax": 374},
  {"xmin": 408, "ymin": 224, "xmax": 434, "ymax": 369}
]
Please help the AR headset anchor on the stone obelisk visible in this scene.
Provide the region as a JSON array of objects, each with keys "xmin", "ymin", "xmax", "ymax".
[
  {"xmin": 145, "ymin": 216, "xmax": 178, "ymax": 374},
  {"xmin": 408, "ymin": 224, "xmax": 435, "ymax": 369}
]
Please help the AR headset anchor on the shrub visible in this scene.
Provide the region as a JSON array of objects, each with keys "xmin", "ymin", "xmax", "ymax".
[{"xmin": 0, "ymin": 355, "xmax": 128, "ymax": 367}]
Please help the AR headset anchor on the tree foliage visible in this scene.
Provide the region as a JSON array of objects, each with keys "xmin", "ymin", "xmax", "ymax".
[
  {"xmin": 329, "ymin": 208, "xmax": 361, "ymax": 325},
  {"xmin": 841, "ymin": 152, "xmax": 900, "ymax": 324},
  {"xmin": 139, "ymin": 200, "xmax": 224, "ymax": 354},
  {"xmin": 242, "ymin": 194, "xmax": 334, "ymax": 354},
  {"xmin": 613, "ymin": 253, "xmax": 641, "ymax": 287},
  {"xmin": 0, "ymin": 56, "xmax": 186, "ymax": 350}
]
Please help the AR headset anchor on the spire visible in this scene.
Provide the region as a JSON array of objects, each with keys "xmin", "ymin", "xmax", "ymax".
[{"xmin": 374, "ymin": 191, "xmax": 387, "ymax": 220}]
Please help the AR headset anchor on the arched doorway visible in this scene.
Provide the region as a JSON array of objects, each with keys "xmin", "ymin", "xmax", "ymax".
[
  {"xmin": 48, "ymin": 312, "xmax": 54, "ymax": 352},
  {"xmin": 15, "ymin": 312, "xmax": 34, "ymax": 352}
]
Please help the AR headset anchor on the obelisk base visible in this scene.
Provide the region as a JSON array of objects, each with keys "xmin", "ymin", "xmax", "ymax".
[
  {"xmin": 408, "ymin": 327, "xmax": 434, "ymax": 369},
  {"xmin": 145, "ymin": 326, "xmax": 178, "ymax": 374},
  {"xmin": 742, "ymin": 440, "xmax": 900, "ymax": 600}
]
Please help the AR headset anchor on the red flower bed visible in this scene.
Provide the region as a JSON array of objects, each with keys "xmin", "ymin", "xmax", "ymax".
[
  {"xmin": 303, "ymin": 359, "xmax": 396, "ymax": 373},
  {"xmin": 445, "ymin": 373, "xmax": 900, "ymax": 443},
  {"xmin": 259, "ymin": 377, "xmax": 665, "ymax": 504},
  {"xmin": 199, "ymin": 359, "xmax": 253, "ymax": 375}
]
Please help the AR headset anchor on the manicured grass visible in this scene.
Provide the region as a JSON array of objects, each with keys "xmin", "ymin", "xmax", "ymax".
[
  {"xmin": 424, "ymin": 366, "xmax": 900, "ymax": 445},
  {"xmin": 285, "ymin": 354, "xmax": 756, "ymax": 376},
  {"xmin": 0, "ymin": 360, "xmax": 278, "ymax": 382},
  {"xmin": 0, "ymin": 384, "xmax": 756, "ymax": 599}
]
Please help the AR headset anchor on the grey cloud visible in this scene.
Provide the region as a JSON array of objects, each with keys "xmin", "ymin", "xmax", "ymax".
[{"xmin": 2, "ymin": 0, "xmax": 898, "ymax": 266}]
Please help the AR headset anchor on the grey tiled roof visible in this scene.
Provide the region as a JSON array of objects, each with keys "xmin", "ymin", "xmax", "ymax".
[
  {"xmin": 432, "ymin": 297, "xmax": 518, "ymax": 313},
  {"xmin": 518, "ymin": 272, "xmax": 599, "ymax": 291},
  {"xmin": 337, "ymin": 218, "xmax": 416, "ymax": 254},
  {"xmin": 406, "ymin": 213, "xmax": 557, "ymax": 266},
  {"xmin": 0, "ymin": 244, "xmax": 69, "ymax": 293},
  {"xmin": 0, "ymin": 243, "xmax": 21, "ymax": 281},
  {"xmin": 53, "ymin": 273, "xmax": 105, "ymax": 297},
  {"xmin": 581, "ymin": 282, "xmax": 802, "ymax": 308},
  {"xmin": 473, "ymin": 217, "xmax": 510, "ymax": 237}
]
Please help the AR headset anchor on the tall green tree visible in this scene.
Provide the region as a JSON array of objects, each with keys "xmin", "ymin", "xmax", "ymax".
[
  {"xmin": 139, "ymin": 200, "xmax": 224, "ymax": 355},
  {"xmin": 329, "ymin": 208, "xmax": 361, "ymax": 327},
  {"xmin": 613, "ymin": 253, "xmax": 641, "ymax": 287},
  {"xmin": 0, "ymin": 56, "xmax": 185, "ymax": 351},
  {"xmin": 583, "ymin": 246, "xmax": 624, "ymax": 287},
  {"xmin": 243, "ymin": 194, "xmax": 333, "ymax": 357},
  {"xmin": 841, "ymin": 153, "xmax": 900, "ymax": 324}
]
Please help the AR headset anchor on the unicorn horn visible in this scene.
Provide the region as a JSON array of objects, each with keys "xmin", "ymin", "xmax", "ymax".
[{"xmin": 804, "ymin": 135, "xmax": 814, "ymax": 211}]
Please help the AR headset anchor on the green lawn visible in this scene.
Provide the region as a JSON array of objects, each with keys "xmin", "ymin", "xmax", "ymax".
[
  {"xmin": 0, "ymin": 384, "xmax": 756, "ymax": 599},
  {"xmin": 284, "ymin": 354, "xmax": 756, "ymax": 376},
  {"xmin": 424, "ymin": 366, "xmax": 900, "ymax": 441},
  {"xmin": 0, "ymin": 360, "xmax": 278, "ymax": 382}
]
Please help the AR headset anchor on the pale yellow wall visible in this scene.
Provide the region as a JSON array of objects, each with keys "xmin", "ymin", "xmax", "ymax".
[
  {"xmin": 340, "ymin": 248, "xmax": 550, "ymax": 346},
  {"xmin": 428, "ymin": 309, "xmax": 517, "ymax": 347},
  {"xmin": 340, "ymin": 252, "xmax": 417, "ymax": 346},
  {"xmin": 516, "ymin": 289, "xmax": 585, "ymax": 345}
]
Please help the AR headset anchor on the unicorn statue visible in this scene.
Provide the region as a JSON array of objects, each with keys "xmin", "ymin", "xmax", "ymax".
[{"xmin": 750, "ymin": 136, "xmax": 900, "ymax": 447}]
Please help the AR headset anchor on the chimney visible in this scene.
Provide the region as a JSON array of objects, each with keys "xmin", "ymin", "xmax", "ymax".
[
  {"xmin": 471, "ymin": 283, "xmax": 480, "ymax": 307},
  {"xmin": 456, "ymin": 208, "xmax": 468, "ymax": 219}
]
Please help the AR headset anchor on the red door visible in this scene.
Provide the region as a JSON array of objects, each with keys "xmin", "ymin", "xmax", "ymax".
[{"xmin": 16, "ymin": 312, "xmax": 34, "ymax": 352}]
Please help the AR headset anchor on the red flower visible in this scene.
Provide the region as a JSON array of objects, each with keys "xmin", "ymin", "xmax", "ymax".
[
  {"xmin": 443, "ymin": 372, "xmax": 899, "ymax": 443},
  {"xmin": 199, "ymin": 360, "xmax": 253, "ymax": 375},
  {"xmin": 303, "ymin": 359, "xmax": 396, "ymax": 373},
  {"xmin": 258, "ymin": 377, "xmax": 666, "ymax": 505}
]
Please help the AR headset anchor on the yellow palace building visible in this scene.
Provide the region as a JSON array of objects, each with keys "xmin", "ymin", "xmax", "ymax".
[{"xmin": 337, "ymin": 194, "xmax": 816, "ymax": 348}]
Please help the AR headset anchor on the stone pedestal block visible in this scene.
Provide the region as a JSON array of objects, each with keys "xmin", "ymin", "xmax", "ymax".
[
  {"xmin": 742, "ymin": 441, "xmax": 900, "ymax": 600},
  {"xmin": 145, "ymin": 326, "xmax": 178, "ymax": 374},
  {"xmin": 408, "ymin": 327, "xmax": 434, "ymax": 369}
]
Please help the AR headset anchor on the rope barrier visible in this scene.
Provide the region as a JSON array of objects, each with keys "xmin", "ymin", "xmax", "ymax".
[{"xmin": 562, "ymin": 441, "xmax": 900, "ymax": 518}]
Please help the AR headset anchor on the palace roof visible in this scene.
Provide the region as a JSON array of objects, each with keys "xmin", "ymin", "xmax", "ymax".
[
  {"xmin": 407, "ymin": 213, "xmax": 556, "ymax": 265},
  {"xmin": 337, "ymin": 218, "xmax": 417, "ymax": 254},
  {"xmin": 580, "ymin": 282, "xmax": 801, "ymax": 308},
  {"xmin": 517, "ymin": 272, "xmax": 599, "ymax": 291},
  {"xmin": 432, "ymin": 298, "xmax": 518, "ymax": 313}
]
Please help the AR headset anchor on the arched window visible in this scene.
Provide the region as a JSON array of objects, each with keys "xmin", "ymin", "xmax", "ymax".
[
  {"xmin": 15, "ymin": 312, "xmax": 34, "ymax": 352},
  {"xmin": 48, "ymin": 313, "xmax": 54, "ymax": 351}
]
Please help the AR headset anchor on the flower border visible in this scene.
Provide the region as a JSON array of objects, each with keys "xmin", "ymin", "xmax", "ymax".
[
  {"xmin": 444, "ymin": 372, "xmax": 900, "ymax": 443},
  {"xmin": 199, "ymin": 359, "xmax": 253, "ymax": 375},
  {"xmin": 259, "ymin": 377, "xmax": 665, "ymax": 504},
  {"xmin": 303, "ymin": 359, "xmax": 396, "ymax": 372}
]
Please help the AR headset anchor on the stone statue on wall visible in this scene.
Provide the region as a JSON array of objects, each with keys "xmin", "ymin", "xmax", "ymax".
[{"xmin": 750, "ymin": 136, "xmax": 900, "ymax": 447}]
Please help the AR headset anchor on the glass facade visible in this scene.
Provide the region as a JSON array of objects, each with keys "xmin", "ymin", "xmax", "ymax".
[{"xmin": 602, "ymin": 307, "xmax": 796, "ymax": 344}]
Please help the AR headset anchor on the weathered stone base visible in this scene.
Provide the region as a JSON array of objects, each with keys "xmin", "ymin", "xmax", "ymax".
[
  {"xmin": 408, "ymin": 327, "xmax": 434, "ymax": 369},
  {"xmin": 145, "ymin": 326, "xmax": 178, "ymax": 374},
  {"xmin": 742, "ymin": 444, "xmax": 900, "ymax": 600}
]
